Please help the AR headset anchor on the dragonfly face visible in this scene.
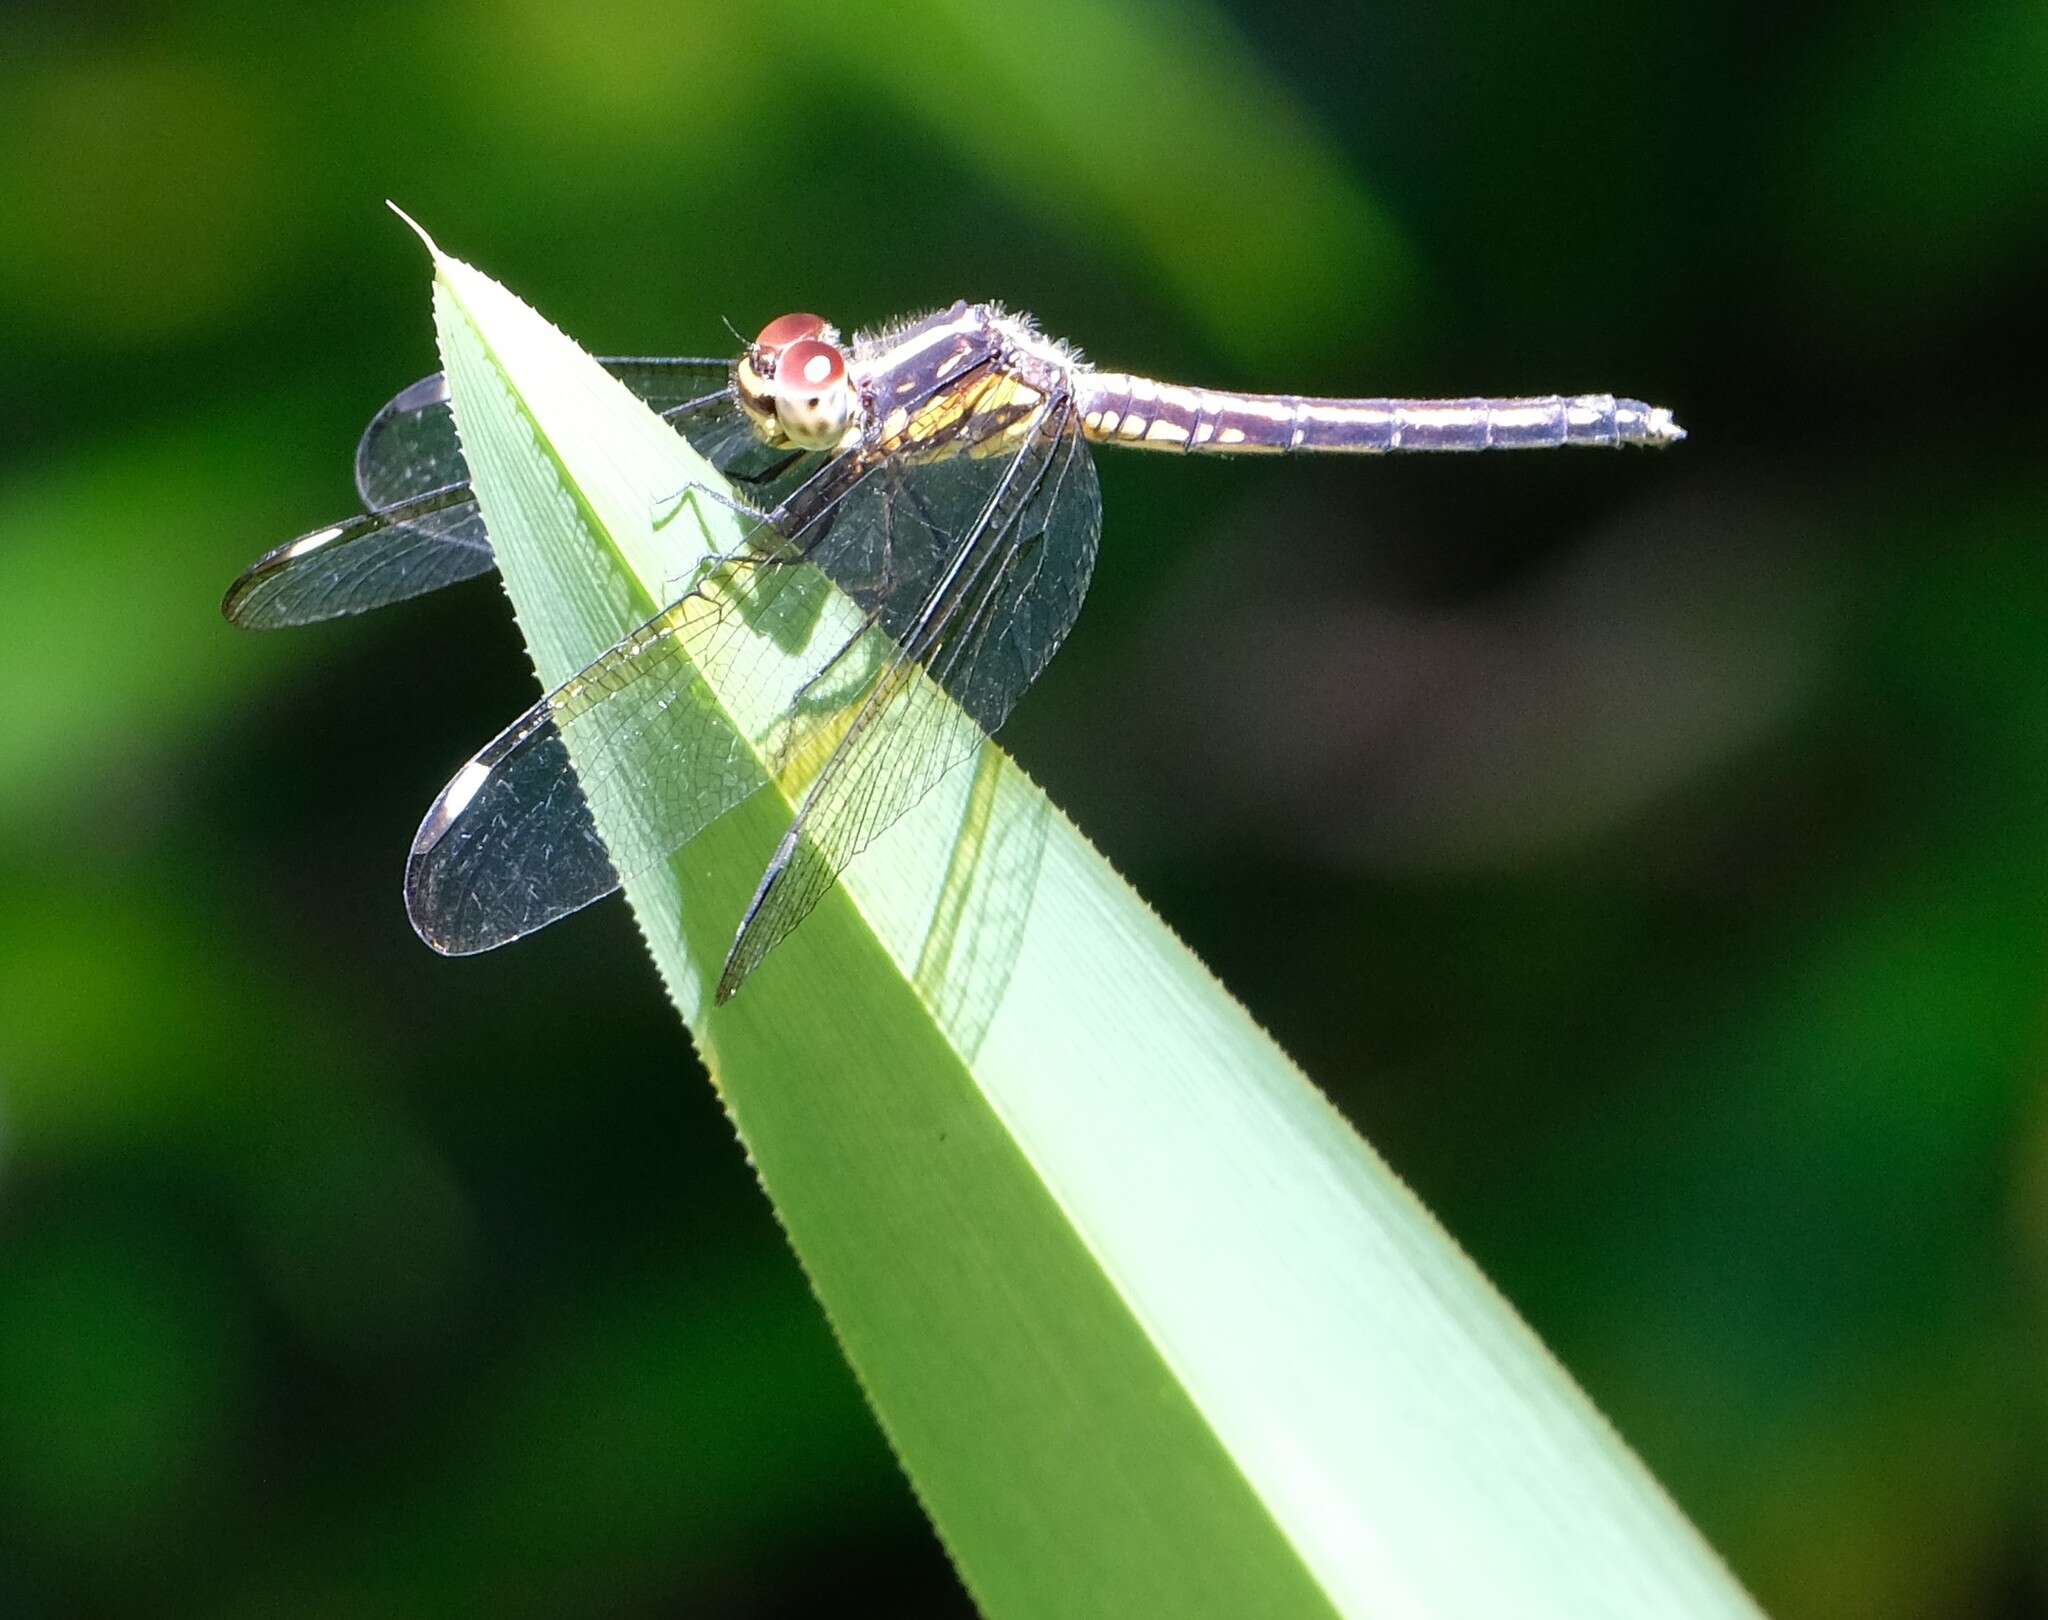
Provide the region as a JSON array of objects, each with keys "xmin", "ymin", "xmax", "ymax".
[
  {"xmin": 223, "ymin": 298, "xmax": 1683, "ymax": 999},
  {"xmin": 732, "ymin": 311, "xmax": 863, "ymax": 452}
]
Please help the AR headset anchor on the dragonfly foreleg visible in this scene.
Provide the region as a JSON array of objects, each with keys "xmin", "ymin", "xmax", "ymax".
[{"xmin": 651, "ymin": 478, "xmax": 774, "ymax": 534}]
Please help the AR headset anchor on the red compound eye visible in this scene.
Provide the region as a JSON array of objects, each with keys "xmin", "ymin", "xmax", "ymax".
[
  {"xmin": 771, "ymin": 337, "xmax": 854, "ymax": 449},
  {"xmin": 777, "ymin": 337, "xmax": 845, "ymax": 394},
  {"xmin": 754, "ymin": 311, "xmax": 828, "ymax": 356}
]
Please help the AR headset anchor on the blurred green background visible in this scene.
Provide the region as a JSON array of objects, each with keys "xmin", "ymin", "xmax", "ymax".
[{"xmin": 2, "ymin": 1, "xmax": 2043, "ymax": 1614}]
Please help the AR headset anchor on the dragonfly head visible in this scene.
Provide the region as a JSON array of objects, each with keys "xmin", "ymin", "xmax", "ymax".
[{"xmin": 735, "ymin": 312, "xmax": 860, "ymax": 451}]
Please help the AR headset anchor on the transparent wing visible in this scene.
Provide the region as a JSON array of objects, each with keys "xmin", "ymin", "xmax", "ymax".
[
  {"xmin": 404, "ymin": 535, "xmax": 840, "ymax": 953},
  {"xmin": 405, "ymin": 373, "xmax": 1099, "ymax": 979},
  {"xmin": 353, "ymin": 358, "xmax": 734, "ymax": 510},
  {"xmin": 222, "ymin": 358, "xmax": 818, "ymax": 629},
  {"xmin": 716, "ymin": 397, "xmax": 1100, "ymax": 999},
  {"xmin": 220, "ymin": 486, "xmax": 501, "ymax": 628}
]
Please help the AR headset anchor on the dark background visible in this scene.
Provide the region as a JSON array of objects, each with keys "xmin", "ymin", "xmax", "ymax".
[{"xmin": 1, "ymin": 2, "xmax": 2042, "ymax": 1614}]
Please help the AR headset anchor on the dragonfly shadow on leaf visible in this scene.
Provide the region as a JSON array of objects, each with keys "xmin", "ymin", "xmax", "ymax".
[{"xmin": 913, "ymin": 747, "xmax": 1051, "ymax": 1059}]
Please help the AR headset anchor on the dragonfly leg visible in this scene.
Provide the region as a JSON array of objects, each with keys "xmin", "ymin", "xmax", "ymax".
[
  {"xmin": 648, "ymin": 477, "xmax": 791, "ymax": 602},
  {"xmin": 790, "ymin": 606, "xmax": 884, "ymax": 711},
  {"xmin": 653, "ymin": 500, "xmax": 849, "ymax": 624},
  {"xmin": 651, "ymin": 478, "xmax": 773, "ymax": 533}
]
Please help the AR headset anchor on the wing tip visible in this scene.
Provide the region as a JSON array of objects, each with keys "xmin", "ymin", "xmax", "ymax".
[
  {"xmin": 219, "ymin": 574, "xmax": 255, "ymax": 627},
  {"xmin": 402, "ymin": 851, "xmax": 487, "ymax": 959},
  {"xmin": 713, "ymin": 921, "xmax": 758, "ymax": 1004},
  {"xmin": 220, "ymin": 545, "xmax": 293, "ymax": 629},
  {"xmin": 221, "ymin": 518, "xmax": 363, "ymax": 629},
  {"xmin": 404, "ymin": 899, "xmax": 467, "ymax": 958},
  {"xmin": 402, "ymin": 763, "xmax": 490, "ymax": 957},
  {"xmin": 714, "ymin": 932, "xmax": 768, "ymax": 1003}
]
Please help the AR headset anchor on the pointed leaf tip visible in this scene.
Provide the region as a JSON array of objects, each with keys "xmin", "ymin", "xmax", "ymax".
[{"xmin": 385, "ymin": 201, "xmax": 442, "ymax": 261}]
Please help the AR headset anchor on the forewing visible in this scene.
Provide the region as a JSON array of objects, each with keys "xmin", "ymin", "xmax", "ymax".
[
  {"xmin": 354, "ymin": 358, "xmax": 734, "ymax": 508},
  {"xmin": 224, "ymin": 358, "xmax": 767, "ymax": 630},
  {"xmin": 717, "ymin": 397, "xmax": 1100, "ymax": 999},
  {"xmin": 220, "ymin": 488, "xmax": 499, "ymax": 628}
]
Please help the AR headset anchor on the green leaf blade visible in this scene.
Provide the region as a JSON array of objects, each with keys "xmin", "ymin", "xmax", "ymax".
[{"xmin": 414, "ymin": 225, "xmax": 1762, "ymax": 1620}]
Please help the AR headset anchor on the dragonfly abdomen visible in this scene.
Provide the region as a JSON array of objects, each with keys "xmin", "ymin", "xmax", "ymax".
[{"xmin": 1076, "ymin": 373, "xmax": 1683, "ymax": 455}]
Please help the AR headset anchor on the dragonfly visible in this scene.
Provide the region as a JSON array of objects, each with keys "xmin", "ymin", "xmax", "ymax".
[{"xmin": 224, "ymin": 301, "xmax": 1684, "ymax": 1001}]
